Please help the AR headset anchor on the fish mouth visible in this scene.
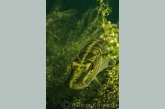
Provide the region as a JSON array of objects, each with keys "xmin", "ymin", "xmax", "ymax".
[
  {"xmin": 65, "ymin": 79, "xmax": 85, "ymax": 90},
  {"xmin": 69, "ymin": 83, "xmax": 87, "ymax": 90},
  {"xmin": 68, "ymin": 80, "xmax": 88, "ymax": 90}
]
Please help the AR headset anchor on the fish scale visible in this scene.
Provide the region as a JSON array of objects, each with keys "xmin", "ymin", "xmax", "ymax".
[{"xmin": 66, "ymin": 38, "xmax": 111, "ymax": 90}]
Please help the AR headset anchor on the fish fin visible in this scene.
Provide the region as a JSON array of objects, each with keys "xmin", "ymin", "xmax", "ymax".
[{"xmin": 94, "ymin": 77, "xmax": 102, "ymax": 87}]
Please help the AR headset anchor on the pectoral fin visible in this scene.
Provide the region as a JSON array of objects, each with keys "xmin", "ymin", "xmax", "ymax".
[{"xmin": 94, "ymin": 77, "xmax": 102, "ymax": 87}]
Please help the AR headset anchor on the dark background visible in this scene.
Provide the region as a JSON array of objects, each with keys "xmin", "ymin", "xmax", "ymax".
[{"xmin": 46, "ymin": 0, "xmax": 119, "ymax": 23}]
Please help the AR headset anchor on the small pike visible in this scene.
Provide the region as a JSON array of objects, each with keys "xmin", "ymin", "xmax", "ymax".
[{"xmin": 66, "ymin": 39, "xmax": 111, "ymax": 90}]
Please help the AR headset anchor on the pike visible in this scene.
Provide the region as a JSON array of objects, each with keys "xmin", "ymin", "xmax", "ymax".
[{"xmin": 66, "ymin": 38, "xmax": 113, "ymax": 90}]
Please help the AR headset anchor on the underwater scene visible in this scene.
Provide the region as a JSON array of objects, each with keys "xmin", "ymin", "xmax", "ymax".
[{"xmin": 46, "ymin": 0, "xmax": 119, "ymax": 109}]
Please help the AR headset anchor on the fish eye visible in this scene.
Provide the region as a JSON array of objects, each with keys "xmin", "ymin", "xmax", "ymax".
[{"xmin": 85, "ymin": 62, "xmax": 94, "ymax": 70}]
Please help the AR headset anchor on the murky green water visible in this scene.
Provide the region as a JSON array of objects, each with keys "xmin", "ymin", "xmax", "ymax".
[{"xmin": 46, "ymin": 0, "xmax": 119, "ymax": 109}]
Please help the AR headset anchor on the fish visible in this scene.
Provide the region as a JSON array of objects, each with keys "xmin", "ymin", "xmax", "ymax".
[{"xmin": 66, "ymin": 38, "xmax": 112, "ymax": 90}]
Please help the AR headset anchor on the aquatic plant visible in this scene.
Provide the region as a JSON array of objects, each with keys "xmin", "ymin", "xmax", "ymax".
[{"xmin": 46, "ymin": 0, "xmax": 119, "ymax": 109}]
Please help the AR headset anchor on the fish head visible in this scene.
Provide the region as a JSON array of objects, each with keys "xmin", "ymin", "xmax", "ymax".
[{"xmin": 66, "ymin": 60, "xmax": 95, "ymax": 90}]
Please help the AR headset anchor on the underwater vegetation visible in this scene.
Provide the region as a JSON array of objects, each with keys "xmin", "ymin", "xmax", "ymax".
[{"xmin": 46, "ymin": 0, "xmax": 119, "ymax": 109}]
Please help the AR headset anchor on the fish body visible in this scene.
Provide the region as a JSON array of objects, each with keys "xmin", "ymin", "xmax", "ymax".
[{"xmin": 66, "ymin": 38, "xmax": 111, "ymax": 90}]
